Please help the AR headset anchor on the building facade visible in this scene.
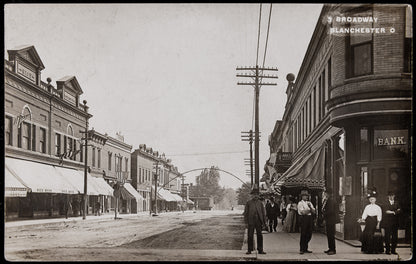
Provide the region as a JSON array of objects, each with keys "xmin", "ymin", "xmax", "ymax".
[
  {"xmin": 4, "ymin": 45, "xmax": 96, "ymax": 219},
  {"xmin": 268, "ymin": 4, "xmax": 412, "ymax": 243},
  {"xmin": 131, "ymin": 144, "xmax": 183, "ymax": 213}
]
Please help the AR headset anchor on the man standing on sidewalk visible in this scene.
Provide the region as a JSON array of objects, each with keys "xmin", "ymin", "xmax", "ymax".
[
  {"xmin": 381, "ymin": 190, "xmax": 401, "ymax": 255},
  {"xmin": 322, "ymin": 187, "xmax": 337, "ymax": 255},
  {"xmin": 266, "ymin": 197, "xmax": 280, "ymax": 232},
  {"xmin": 297, "ymin": 189, "xmax": 315, "ymax": 254},
  {"xmin": 243, "ymin": 189, "xmax": 267, "ymax": 255}
]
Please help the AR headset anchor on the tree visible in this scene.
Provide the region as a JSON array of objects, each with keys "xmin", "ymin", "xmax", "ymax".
[
  {"xmin": 236, "ymin": 182, "xmax": 251, "ymax": 205},
  {"xmin": 215, "ymin": 188, "xmax": 237, "ymax": 210},
  {"xmin": 190, "ymin": 166, "xmax": 224, "ymax": 204}
]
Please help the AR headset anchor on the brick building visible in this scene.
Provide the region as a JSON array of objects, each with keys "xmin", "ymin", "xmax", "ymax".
[
  {"xmin": 4, "ymin": 45, "xmax": 114, "ymax": 219},
  {"xmin": 267, "ymin": 4, "xmax": 411, "ymax": 243},
  {"xmin": 131, "ymin": 145, "xmax": 183, "ymax": 213}
]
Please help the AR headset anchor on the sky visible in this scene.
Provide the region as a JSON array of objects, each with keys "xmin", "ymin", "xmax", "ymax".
[{"xmin": 4, "ymin": 3, "xmax": 323, "ymax": 189}]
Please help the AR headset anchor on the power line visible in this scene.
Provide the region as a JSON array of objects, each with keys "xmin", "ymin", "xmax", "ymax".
[
  {"xmin": 167, "ymin": 150, "xmax": 249, "ymax": 157},
  {"xmin": 262, "ymin": 4, "xmax": 273, "ymax": 68},
  {"xmin": 256, "ymin": 3, "xmax": 262, "ymax": 66}
]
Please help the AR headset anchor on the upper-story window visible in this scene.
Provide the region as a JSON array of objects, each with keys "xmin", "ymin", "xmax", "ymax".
[
  {"xmin": 5, "ymin": 116, "xmax": 13, "ymax": 146},
  {"xmin": 92, "ymin": 147, "xmax": 96, "ymax": 167},
  {"xmin": 346, "ymin": 9, "xmax": 373, "ymax": 77},
  {"xmin": 97, "ymin": 149, "xmax": 101, "ymax": 168},
  {"xmin": 108, "ymin": 152, "xmax": 112, "ymax": 171},
  {"xmin": 39, "ymin": 127, "xmax": 46, "ymax": 153},
  {"xmin": 55, "ymin": 133, "xmax": 61, "ymax": 156}
]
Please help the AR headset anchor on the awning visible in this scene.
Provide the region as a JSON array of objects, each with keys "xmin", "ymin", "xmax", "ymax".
[
  {"xmin": 170, "ymin": 192, "xmax": 184, "ymax": 202},
  {"xmin": 123, "ymin": 183, "xmax": 144, "ymax": 200},
  {"xmin": 5, "ymin": 157, "xmax": 78, "ymax": 194},
  {"xmin": 280, "ymin": 146, "xmax": 326, "ymax": 190},
  {"xmin": 152, "ymin": 187, "xmax": 176, "ymax": 202},
  {"xmin": 55, "ymin": 166, "xmax": 99, "ymax": 195},
  {"xmin": 5, "ymin": 165, "xmax": 29, "ymax": 197},
  {"xmin": 89, "ymin": 176, "xmax": 114, "ymax": 196},
  {"xmin": 187, "ymin": 198, "xmax": 194, "ymax": 204},
  {"xmin": 120, "ymin": 186, "xmax": 135, "ymax": 200}
]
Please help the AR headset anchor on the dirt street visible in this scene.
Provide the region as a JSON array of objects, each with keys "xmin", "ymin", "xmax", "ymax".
[{"xmin": 5, "ymin": 210, "xmax": 246, "ymax": 261}]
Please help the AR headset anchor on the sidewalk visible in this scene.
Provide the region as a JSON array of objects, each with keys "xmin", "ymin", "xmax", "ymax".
[
  {"xmin": 241, "ymin": 222, "xmax": 413, "ymax": 261},
  {"xmin": 4, "ymin": 211, "xmax": 189, "ymax": 228}
]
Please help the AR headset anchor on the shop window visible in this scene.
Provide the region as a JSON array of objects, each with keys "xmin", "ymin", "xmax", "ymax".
[
  {"xmin": 334, "ymin": 132, "xmax": 345, "ymax": 193},
  {"xmin": 5, "ymin": 116, "xmax": 13, "ymax": 146},
  {"xmin": 373, "ymin": 129, "xmax": 408, "ymax": 160},
  {"xmin": 39, "ymin": 127, "xmax": 46, "ymax": 153},
  {"xmin": 360, "ymin": 128, "xmax": 369, "ymax": 161}
]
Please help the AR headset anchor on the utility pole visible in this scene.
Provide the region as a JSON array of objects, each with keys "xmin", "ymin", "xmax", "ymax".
[
  {"xmin": 237, "ymin": 66, "xmax": 278, "ymax": 191},
  {"xmin": 181, "ymin": 174, "xmax": 185, "ymax": 212},
  {"xmin": 241, "ymin": 130, "xmax": 259, "ymax": 187},
  {"xmin": 80, "ymin": 100, "xmax": 90, "ymax": 220}
]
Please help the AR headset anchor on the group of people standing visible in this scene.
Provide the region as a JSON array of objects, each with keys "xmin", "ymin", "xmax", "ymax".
[{"xmin": 243, "ymin": 186, "xmax": 401, "ymax": 256}]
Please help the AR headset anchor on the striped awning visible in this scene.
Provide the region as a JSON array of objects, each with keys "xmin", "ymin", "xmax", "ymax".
[{"xmin": 280, "ymin": 146, "xmax": 326, "ymax": 190}]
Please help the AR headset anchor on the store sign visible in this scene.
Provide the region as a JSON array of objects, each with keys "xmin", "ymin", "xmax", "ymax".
[
  {"xmin": 17, "ymin": 63, "xmax": 36, "ymax": 83},
  {"xmin": 376, "ymin": 136, "xmax": 406, "ymax": 146}
]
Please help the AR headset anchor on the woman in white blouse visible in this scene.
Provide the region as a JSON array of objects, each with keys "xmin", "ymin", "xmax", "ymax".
[{"xmin": 357, "ymin": 189, "xmax": 384, "ymax": 254}]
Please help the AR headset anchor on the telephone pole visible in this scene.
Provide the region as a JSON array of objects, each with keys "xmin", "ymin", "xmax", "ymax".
[
  {"xmin": 152, "ymin": 161, "xmax": 160, "ymax": 215},
  {"xmin": 237, "ymin": 66, "xmax": 278, "ymax": 191},
  {"xmin": 241, "ymin": 130, "xmax": 260, "ymax": 188}
]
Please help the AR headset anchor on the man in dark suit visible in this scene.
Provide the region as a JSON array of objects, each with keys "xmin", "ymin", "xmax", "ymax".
[
  {"xmin": 243, "ymin": 189, "xmax": 267, "ymax": 255},
  {"xmin": 298, "ymin": 189, "xmax": 316, "ymax": 254},
  {"xmin": 266, "ymin": 197, "xmax": 280, "ymax": 232},
  {"xmin": 322, "ymin": 187, "xmax": 337, "ymax": 255},
  {"xmin": 381, "ymin": 190, "xmax": 401, "ymax": 255}
]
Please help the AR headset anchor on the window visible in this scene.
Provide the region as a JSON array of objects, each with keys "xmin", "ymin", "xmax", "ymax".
[
  {"xmin": 72, "ymin": 139, "xmax": 77, "ymax": 160},
  {"xmin": 313, "ymin": 87, "xmax": 316, "ymax": 128},
  {"xmin": 108, "ymin": 153, "xmax": 112, "ymax": 170},
  {"xmin": 360, "ymin": 128, "xmax": 369, "ymax": 161},
  {"xmin": 5, "ymin": 116, "xmax": 12, "ymax": 145},
  {"xmin": 31, "ymin": 125, "xmax": 36, "ymax": 151},
  {"xmin": 98, "ymin": 149, "xmax": 101, "ymax": 168},
  {"xmin": 21, "ymin": 122, "xmax": 31, "ymax": 150},
  {"xmin": 39, "ymin": 127, "xmax": 46, "ymax": 153},
  {"xmin": 80, "ymin": 141, "xmax": 84, "ymax": 162},
  {"xmin": 315, "ymin": 82, "xmax": 320, "ymax": 124},
  {"xmin": 55, "ymin": 133, "xmax": 61, "ymax": 156},
  {"xmin": 125, "ymin": 158, "xmax": 128, "ymax": 172},
  {"xmin": 92, "ymin": 147, "xmax": 96, "ymax": 167},
  {"xmin": 321, "ymin": 70, "xmax": 326, "ymax": 118},
  {"xmin": 139, "ymin": 167, "xmax": 142, "ymax": 183},
  {"xmin": 346, "ymin": 10, "xmax": 373, "ymax": 77}
]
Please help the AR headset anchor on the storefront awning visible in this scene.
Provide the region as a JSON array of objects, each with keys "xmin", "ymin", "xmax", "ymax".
[
  {"xmin": 187, "ymin": 198, "xmax": 194, "ymax": 204},
  {"xmin": 280, "ymin": 146, "xmax": 326, "ymax": 190},
  {"xmin": 5, "ymin": 157, "xmax": 78, "ymax": 194},
  {"xmin": 123, "ymin": 183, "xmax": 144, "ymax": 200},
  {"xmin": 152, "ymin": 187, "xmax": 176, "ymax": 202},
  {"xmin": 89, "ymin": 176, "xmax": 114, "ymax": 196},
  {"xmin": 55, "ymin": 166, "xmax": 99, "ymax": 195},
  {"xmin": 170, "ymin": 192, "xmax": 184, "ymax": 202},
  {"xmin": 5, "ymin": 165, "xmax": 29, "ymax": 197}
]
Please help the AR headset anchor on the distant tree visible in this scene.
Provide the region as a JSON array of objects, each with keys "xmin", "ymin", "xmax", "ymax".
[
  {"xmin": 215, "ymin": 188, "xmax": 237, "ymax": 210},
  {"xmin": 190, "ymin": 166, "xmax": 224, "ymax": 204},
  {"xmin": 236, "ymin": 182, "xmax": 251, "ymax": 205}
]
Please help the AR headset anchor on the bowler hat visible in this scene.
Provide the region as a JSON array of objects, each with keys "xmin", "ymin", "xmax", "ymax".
[
  {"xmin": 387, "ymin": 190, "xmax": 395, "ymax": 196},
  {"xmin": 250, "ymin": 189, "xmax": 259, "ymax": 195},
  {"xmin": 300, "ymin": 189, "xmax": 310, "ymax": 196}
]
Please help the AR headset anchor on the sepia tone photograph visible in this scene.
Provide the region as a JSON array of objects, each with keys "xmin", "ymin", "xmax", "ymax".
[{"xmin": 3, "ymin": 3, "xmax": 413, "ymax": 261}]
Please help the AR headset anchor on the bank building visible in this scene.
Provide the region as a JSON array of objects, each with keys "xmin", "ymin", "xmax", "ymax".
[{"xmin": 265, "ymin": 4, "xmax": 412, "ymax": 244}]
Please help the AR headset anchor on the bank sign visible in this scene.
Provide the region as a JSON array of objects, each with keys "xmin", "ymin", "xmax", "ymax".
[{"xmin": 376, "ymin": 136, "xmax": 406, "ymax": 146}]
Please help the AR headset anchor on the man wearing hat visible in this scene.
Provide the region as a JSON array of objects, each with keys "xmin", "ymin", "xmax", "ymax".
[
  {"xmin": 381, "ymin": 190, "xmax": 401, "ymax": 255},
  {"xmin": 322, "ymin": 187, "xmax": 337, "ymax": 255},
  {"xmin": 297, "ymin": 189, "xmax": 316, "ymax": 254},
  {"xmin": 243, "ymin": 189, "xmax": 267, "ymax": 255}
]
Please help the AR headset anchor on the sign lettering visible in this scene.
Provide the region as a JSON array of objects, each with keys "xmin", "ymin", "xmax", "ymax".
[
  {"xmin": 17, "ymin": 64, "xmax": 36, "ymax": 83},
  {"xmin": 376, "ymin": 136, "xmax": 406, "ymax": 146}
]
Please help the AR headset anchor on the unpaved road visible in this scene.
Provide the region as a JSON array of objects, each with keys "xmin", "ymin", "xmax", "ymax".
[{"xmin": 5, "ymin": 210, "xmax": 246, "ymax": 261}]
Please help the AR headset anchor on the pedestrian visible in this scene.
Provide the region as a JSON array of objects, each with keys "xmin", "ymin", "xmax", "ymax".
[
  {"xmin": 322, "ymin": 187, "xmax": 338, "ymax": 255},
  {"xmin": 266, "ymin": 197, "xmax": 280, "ymax": 232},
  {"xmin": 280, "ymin": 198, "xmax": 287, "ymax": 225},
  {"xmin": 381, "ymin": 190, "xmax": 401, "ymax": 255},
  {"xmin": 357, "ymin": 188, "xmax": 384, "ymax": 254},
  {"xmin": 283, "ymin": 197, "xmax": 298, "ymax": 233},
  {"xmin": 297, "ymin": 189, "xmax": 315, "ymax": 254},
  {"xmin": 95, "ymin": 200, "xmax": 101, "ymax": 216},
  {"xmin": 243, "ymin": 189, "xmax": 267, "ymax": 255},
  {"xmin": 65, "ymin": 197, "xmax": 72, "ymax": 219}
]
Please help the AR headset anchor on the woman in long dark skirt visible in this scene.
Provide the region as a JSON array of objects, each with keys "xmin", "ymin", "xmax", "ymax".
[{"xmin": 358, "ymin": 189, "xmax": 384, "ymax": 254}]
